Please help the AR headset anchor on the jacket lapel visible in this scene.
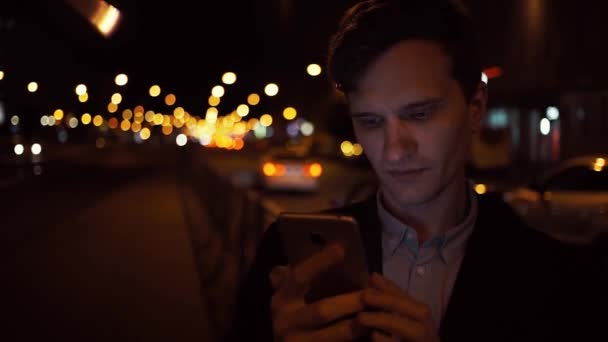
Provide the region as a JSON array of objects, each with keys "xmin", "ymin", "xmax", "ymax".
[{"xmin": 438, "ymin": 195, "xmax": 517, "ymax": 340}]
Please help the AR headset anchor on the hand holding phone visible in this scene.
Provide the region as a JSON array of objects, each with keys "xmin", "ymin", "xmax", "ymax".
[
  {"xmin": 276, "ymin": 212, "xmax": 370, "ymax": 302},
  {"xmin": 269, "ymin": 243, "xmax": 369, "ymax": 342}
]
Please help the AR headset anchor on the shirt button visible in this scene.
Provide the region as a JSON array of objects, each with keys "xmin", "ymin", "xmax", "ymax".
[{"xmin": 416, "ymin": 266, "xmax": 425, "ymax": 276}]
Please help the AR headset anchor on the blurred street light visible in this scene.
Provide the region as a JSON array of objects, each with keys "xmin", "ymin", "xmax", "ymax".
[
  {"xmin": 27, "ymin": 81, "xmax": 38, "ymax": 93},
  {"xmin": 149, "ymin": 85, "xmax": 161, "ymax": 97},
  {"xmin": 115, "ymin": 73, "xmax": 128, "ymax": 86},
  {"xmin": 264, "ymin": 83, "xmax": 279, "ymax": 96},
  {"xmin": 222, "ymin": 72, "xmax": 237, "ymax": 85},
  {"xmin": 307, "ymin": 64, "xmax": 322, "ymax": 77}
]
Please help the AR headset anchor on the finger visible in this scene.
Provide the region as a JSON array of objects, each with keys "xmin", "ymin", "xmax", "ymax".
[
  {"xmin": 290, "ymin": 318, "xmax": 369, "ymax": 342},
  {"xmin": 270, "ymin": 266, "xmax": 290, "ymax": 291},
  {"xmin": 371, "ymin": 330, "xmax": 399, "ymax": 342},
  {"xmin": 358, "ymin": 311, "xmax": 424, "ymax": 341},
  {"xmin": 362, "ymin": 288, "xmax": 431, "ymax": 322},
  {"xmin": 277, "ymin": 244, "xmax": 345, "ymax": 299},
  {"xmin": 369, "ymin": 273, "xmax": 407, "ymax": 298},
  {"xmin": 274, "ymin": 290, "xmax": 364, "ymax": 333}
]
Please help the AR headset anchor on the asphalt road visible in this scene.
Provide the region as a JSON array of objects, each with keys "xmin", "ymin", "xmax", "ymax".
[{"xmin": 1, "ymin": 145, "xmax": 220, "ymax": 342}]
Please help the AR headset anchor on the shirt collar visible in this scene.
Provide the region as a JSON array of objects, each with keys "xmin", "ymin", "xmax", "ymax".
[{"xmin": 377, "ymin": 181, "xmax": 479, "ymax": 261}]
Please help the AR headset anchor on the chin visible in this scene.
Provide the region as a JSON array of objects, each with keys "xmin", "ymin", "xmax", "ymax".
[{"xmin": 381, "ymin": 181, "xmax": 440, "ymax": 207}]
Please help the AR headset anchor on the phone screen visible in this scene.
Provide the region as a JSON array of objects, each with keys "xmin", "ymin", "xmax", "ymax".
[{"xmin": 277, "ymin": 212, "xmax": 369, "ymax": 302}]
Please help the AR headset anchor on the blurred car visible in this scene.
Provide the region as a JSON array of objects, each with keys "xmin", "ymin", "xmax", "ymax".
[
  {"xmin": 503, "ymin": 155, "xmax": 608, "ymax": 242},
  {"xmin": 258, "ymin": 148, "xmax": 323, "ymax": 192}
]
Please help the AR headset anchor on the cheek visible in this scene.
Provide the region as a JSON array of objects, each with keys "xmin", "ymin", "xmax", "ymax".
[
  {"xmin": 431, "ymin": 119, "xmax": 471, "ymax": 165},
  {"xmin": 354, "ymin": 129, "xmax": 381, "ymax": 161}
]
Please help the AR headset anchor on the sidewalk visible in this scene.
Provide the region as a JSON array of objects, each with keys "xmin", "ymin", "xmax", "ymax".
[{"xmin": 3, "ymin": 171, "xmax": 219, "ymax": 341}]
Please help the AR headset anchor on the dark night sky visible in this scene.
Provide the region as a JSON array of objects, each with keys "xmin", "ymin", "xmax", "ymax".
[
  {"xmin": 2, "ymin": 0, "xmax": 608, "ymax": 126},
  {"xmin": 0, "ymin": 0, "xmax": 358, "ymax": 128}
]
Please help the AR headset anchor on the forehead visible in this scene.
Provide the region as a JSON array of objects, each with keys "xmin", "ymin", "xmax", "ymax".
[{"xmin": 349, "ymin": 40, "xmax": 453, "ymax": 110}]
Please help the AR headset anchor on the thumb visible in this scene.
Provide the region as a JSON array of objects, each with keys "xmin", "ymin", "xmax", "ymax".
[{"xmin": 269, "ymin": 265, "xmax": 290, "ymax": 291}]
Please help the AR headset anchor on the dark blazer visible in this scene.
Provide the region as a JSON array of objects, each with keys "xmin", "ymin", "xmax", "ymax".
[{"xmin": 225, "ymin": 193, "xmax": 606, "ymax": 341}]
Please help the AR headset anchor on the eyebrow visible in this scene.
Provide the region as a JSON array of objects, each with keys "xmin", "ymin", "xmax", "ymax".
[{"xmin": 351, "ymin": 98, "xmax": 445, "ymax": 117}]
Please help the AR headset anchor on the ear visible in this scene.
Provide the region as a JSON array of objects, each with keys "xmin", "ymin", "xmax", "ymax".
[{"xmin": 468, "ymin": 82, "xmax": 487, "ymax": 133}]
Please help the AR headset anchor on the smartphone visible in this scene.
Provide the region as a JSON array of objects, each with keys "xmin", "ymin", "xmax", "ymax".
[{"xmin": 276, "ymin": 212, "xmax": 369, "ymax": 303}]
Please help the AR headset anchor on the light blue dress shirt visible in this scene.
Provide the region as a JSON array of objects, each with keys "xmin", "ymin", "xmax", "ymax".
[{"xmin": 377, "ymin": 183, "xmax": 479, "ymax": 326}]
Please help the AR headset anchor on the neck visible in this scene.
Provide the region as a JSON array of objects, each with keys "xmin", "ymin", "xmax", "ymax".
[{"xmin": 381, "ymin": 174, "xmax": 469, "ymax": 243}]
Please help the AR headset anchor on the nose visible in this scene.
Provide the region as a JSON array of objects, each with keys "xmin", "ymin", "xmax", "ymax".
[{"xmin": 383, "ymin": 119, "xmax": 417, "ymax": 162}]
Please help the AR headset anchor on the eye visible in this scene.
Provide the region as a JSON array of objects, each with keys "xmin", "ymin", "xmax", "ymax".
[
  {"xmin": 354, "ymin": 115, "xmax": 383, "ymax": 128},
  {"xmin": 408, "ymin": 112, "xmax": 430, "ymax": 120}
]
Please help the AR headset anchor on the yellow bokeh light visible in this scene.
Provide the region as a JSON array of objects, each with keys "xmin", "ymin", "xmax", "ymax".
[
  {"xmin": 134, "ymin": 105, "xmax": 145, "ymax": 115},
  {"xmin": 595, "ymin": 158, "xmax": 606, "ymax": 167},
  {"xmin": 153, "ymin": 113, "xmax": 164, "ymax": 125},
  {"xmin": 0, "ymin": 70, "xmax": 4, "ymax": 80},
  {"xmin": 593, "ymin": 164, "xmax": 603, "ymax": 172},
  {"xmin": 341, "ymin": 141, "xmax": 354, "ymax": 156},
  {"xmin": 75, "ymin": 84, "xmax": 87, "ymax": 95},
  {"xmin": 247, "ymin": 93, "xmax": 260, "ymax": 106},
  {"xmin": 115, "ymin": 73, "xmax": 128, "ymax": 86},
  {"xmin": 122, "ymin": 109, "xmax": 133, "ymax": 121},
  {"xmin": 222, "ymin": 72, "xmax": 237, "ymax": 85},
  {"xmin": 206, "ymin": 107, "xmax": 218, "ymax": 120},
  {"xmin": 165, "ymin": 94, "xmax": 176, "ymax": 106},
  {"xmin": 81, "ymin": 113, "xmax": 92, "ymax": 125},
  {"xmin": 108, "ymin": 117, "xmax": 119, "ymax": 129},
  {"xmin": 283, "ymin": 107, "xmax": 297, "ymax": 120},
  {"xmin": 263, "ymin": 162, "xmax": 276, "ymax": 176},
  {"xmin": 140, "ymin": 127, "xmax": 151, "ymax": 140},
  {"xmin": 27, "ymin": 82, "xmax": 38, "ymax": 93},
  {"xmin": 149, "ymin": 85, "xmax": 161, "ymax": 97},
  {"xmin": 93, "ymin": 115, "xmax": 104, "ymax": 127},
  {"xmin": 162, "ymin": 125, "xmax": 173, "ymax": 135},
  {"xmin": 53, "ymin": 109, "xmax": 64, "ymax": 121},
  {"xmin": 111, "ymin": 93, "xmax": 122, "ymax": 105},
  {"xmin": 247, "ymin": 118, "xmax": 260, "ymax": 130},
  {"xmin": 162, "ymin": 115, "xmax": 171, "ymax": 127},
  {"xmin": 173, "ymin": 107, "xmax": 185, "ymax": 119},
  {"xmin": 233, "ymin": 138, "xmax": 244, "ymax": 151},
  {"xmin": 237, "ymin": 104, "xmax": 250, "ymax": 117},
  {"xmin": 475, "ymin": 184, "xmax": 487, "ymax": 195},
  {"xmin": 260, "ymin": 114, "xmax": 273, "ymax": 127},
  {"xmin": 233, "ymin": 122, "xmax": 247, "ymax": 136},
  {"xmin": 264, "ymin": 83, "xmax": 279, "ymax": 96},
  {"xmin": 120, "ymin": 120, "xmax": 131, "ymax": 131},
  {"xmin": 131, "ymin": 121, "xmax": 142, "ymax": 132},
  {"xmin": 145, "ymin": 111, "xmax": 155, "ymax": 122},
  {"xmin": 308, "ymin": 163, "xmax": 323, "ymax": 177},
  {"xmin": 306, "ymin": 64, "xmax": 322, "ymax": 77},
  {"xmin": 107, "ymin": 102, "xmax": 118, "ymax": 113},
  {"xmin": 209, "ymin": 96, "xmax": 221, "ymax": 107},
  {"xmin": 352, "ymin": 143, "xmax": 363, "ymax": 156},
  {"xmin": 211, "ymin": 85, "xmax": 225, "ymax": 98},
  {"xmin": 78, "ymin": 93, "xmax": 89, "ymax": 103}
]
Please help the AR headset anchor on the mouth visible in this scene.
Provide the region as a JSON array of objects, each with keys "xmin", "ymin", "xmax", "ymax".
[{"xmin": 385, "ymin": 168, "xmax": 428, "ymax": 181}]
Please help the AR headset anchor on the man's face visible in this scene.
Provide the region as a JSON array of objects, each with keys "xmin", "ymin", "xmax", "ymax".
[{"xmin": 348, "ymin": 40, "xmax": 484, "ymax": 208}]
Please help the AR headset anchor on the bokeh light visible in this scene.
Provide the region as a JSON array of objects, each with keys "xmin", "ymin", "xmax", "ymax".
[
  {"xmin": 264, "ymin": 83, "xmax": 279, "ymax": 96},
  {"xmin": 115, "ymin": 73, "xmax": 128, "ymax": 86}
]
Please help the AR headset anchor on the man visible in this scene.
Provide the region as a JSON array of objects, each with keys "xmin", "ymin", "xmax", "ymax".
[{"xmin": 226, "ymin": 1, "xmax": 605, "ymax": 341}]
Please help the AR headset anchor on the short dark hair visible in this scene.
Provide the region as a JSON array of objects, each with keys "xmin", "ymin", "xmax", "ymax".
[{"xmin": 327, "ymin": 0, "xmax": 482, "ymax": 101}]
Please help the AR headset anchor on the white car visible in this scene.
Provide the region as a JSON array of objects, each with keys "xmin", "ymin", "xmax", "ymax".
[
  {"xmin": 503, "ymin": 155, "xmax": 608, "ymax": 243},
  {"xmin": 259, "ymin": 149, "xmax": 323, "ymax": 192}
]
